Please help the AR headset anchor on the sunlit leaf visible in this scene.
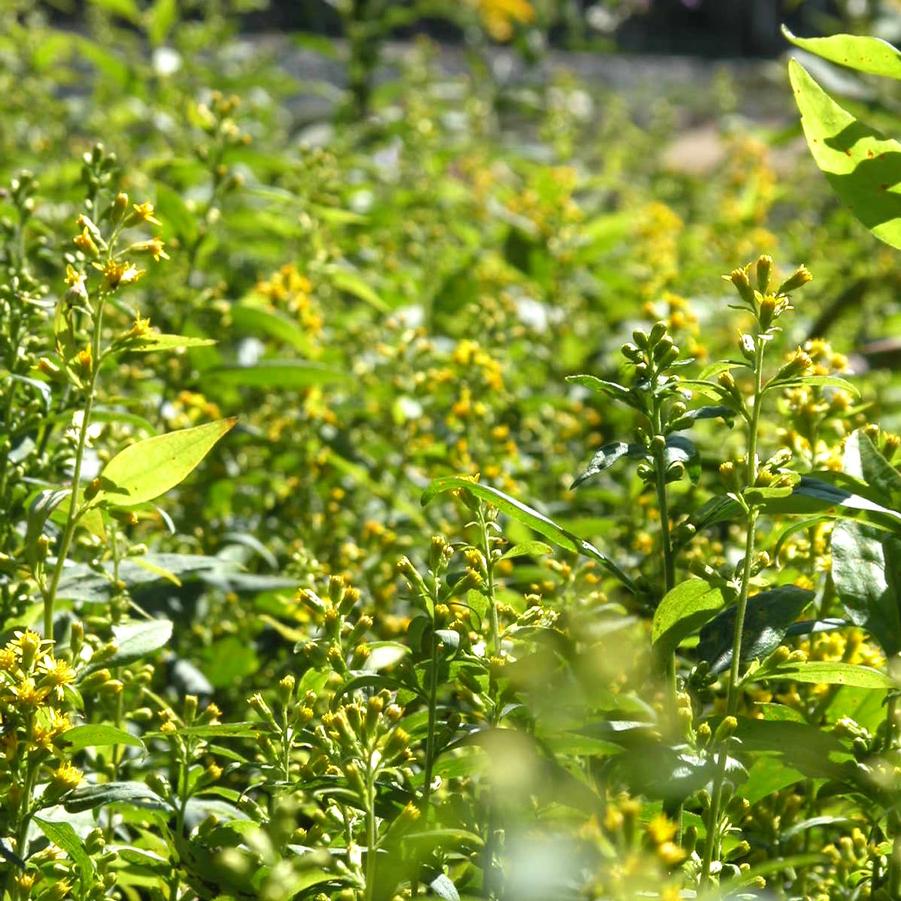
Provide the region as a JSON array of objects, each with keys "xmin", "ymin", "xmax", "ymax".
[
  {"xmin": 788, "ymin": 59, "xmax": 901, "ymax": 249},
  {"xmin": 92, "ymin": 419, "xmax": 236, "ymax": 508}
]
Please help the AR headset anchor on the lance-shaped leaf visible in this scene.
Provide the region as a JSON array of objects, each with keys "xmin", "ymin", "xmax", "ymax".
[
  {"xmin": 698, "ymin": 585, "xmax": 814, "ymax": 674},
  {"xmin": 783, "ymin": 26, "xmax": 901, "ymax": 80},
  {"xmin": 832, "ymin": 521, "xmax": 901, "ymax": 656},
  {"xmin": 788, "ymin": 59, "xmax": 901, "ymax": 249},
  {"xmin": 762, "ymin": 660, "xmax": 895, "ymax": 689},
  {"xmin": 91, "ymin": 418, "xmax": 236, "ymax": 508},
  {"xmin": 121, "ymin": 332, "xmax": 216, "ymax": 352},
  {"xmin": 571, "ymin": 441, "xmax": 641, "ymax": 489},
  {"xmin": 422, "ymin": 477, "xmax": 635, "ymax": 592},
  {"xmin": 34, "ymin": 819, "xmax": 93, "ymax": 886}
]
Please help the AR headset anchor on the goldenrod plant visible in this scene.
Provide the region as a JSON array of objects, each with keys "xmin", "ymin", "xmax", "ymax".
[{"xmin": 0, "ymin": 2, "xmax": 899, "ymax": 900}]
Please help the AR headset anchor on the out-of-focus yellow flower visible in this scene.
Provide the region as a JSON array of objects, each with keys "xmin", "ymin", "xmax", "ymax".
[{"xmin": 471, "ymin": 0, "xmax": 534, "ymax": 41}]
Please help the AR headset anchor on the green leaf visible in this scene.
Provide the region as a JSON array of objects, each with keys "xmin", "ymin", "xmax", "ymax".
[
  {"xmin": 652, "ymin": 579, "xmax": 725, "ymax": 656},
  {"xmin": 207, "ymin": 361, "xmax": 350, "ymax": 389},
  {"xmin": 665, "ymin": 434, "xmax": 701, "ymax": 483},
  {"xmin": 842, "ymin": 429, "xmax": 901, "ymax": 506},
  {"xmin": 34, "ymin": 818, "xmax": 93, "ymax": 886},
  {"xmin": 145, "ymin": 722, "xmax": 260, "ymax": 739},
  {"xmin": 698, "ymin": 585, "xmax": 814, "ymax": 673},
  {"xmin": 328, "ymin": 267, "xmax": 390, "ymax": 313},
  {"xmin": 421, "ymin": 477, "xmax": 636, "ymax": 591},
  {"xmin": 783, "ymin": 26, "xmax": 901, "ymax": 80},
  {"xmin": 762, "ymin": 660, "xmax": 895, "ymax": 689},
  {"xmin": 147, "ymin": 0, "xmax": 177, "ymax": 45},
  {"xmin": 93, "ymin": 419, "xmax": 236, "ymax": 508},
  {"xmin": 571, "ymin": 442, "xmax": 640, "ymax": 489},
  {"xmin": 788, "ymin": 59, "xmax": 901, "ymax": 249},
  {"xmin": 499, "ymin": 541, "xmax": 552, "ymax": 561},
  {"xmin": 230, "ymin": 303, "xmax": 315, "ymax": 354},
  {"xmin": 89, "ymin": 0, "xmax": 141, "ymax": 24},
  {"xmin": 63, "ymin": 724, "xmax": 145, "ymax": 752},
  {"xmin": 833, "ymin": 521, "xmax": 901, "ymax": 655},
  {"xmin": 565, "ymin": 374, "xmax": 640, "ymax": 410},
  {"xmin": 714, "ymin": 716, "xmax": 852, "ymax": 781},
  {"xmin": 80, "ymin": 619, "xmax": 173, "ymax": 677}
]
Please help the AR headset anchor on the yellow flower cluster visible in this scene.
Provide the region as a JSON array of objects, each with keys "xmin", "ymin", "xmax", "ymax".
[
  {"xmin": 0, "ymin": 631, "xmax": 82, "ymax": 817},
  {"xmin": 471, "ymin": 0, "xmax": 535, "ymax": 41},
  {"xmin": 255, "ymin": 263, "xmax": 323, "ymax": 335},
  {"xmin": 779, "ymin": 338, "xmax": 856, "ymax": 469}
]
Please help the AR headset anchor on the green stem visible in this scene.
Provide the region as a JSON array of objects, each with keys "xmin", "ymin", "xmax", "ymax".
[
  {"xmin": 886, "ymin": 696, "xmax": 899, "ymax": 895},
  {"xmin": 413, "ymin": 606, "xmax": 441, "ymax": 897},
  {"xmin": 651, "ymin": 400, "xmax": 681, "ymax": 832},
  {"xmin": 700, "ymin": 339, "xmax": 765, "ymax": 889},
  {"xmin": 478, "ymin": 506, "xmax": 502, "ymax": 899},
  {"xmin": 42, "ymin": 297, "xmax": 105, "ymax": 637},
  {"xmin": 364, "ymin": 762, "xmax": 378, "ymax": 901}
]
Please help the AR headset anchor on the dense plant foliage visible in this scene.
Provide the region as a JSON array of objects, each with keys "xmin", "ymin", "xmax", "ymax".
[{"xmin": 0, "ymin": 2, "xmax": 900, "ymax": 900}]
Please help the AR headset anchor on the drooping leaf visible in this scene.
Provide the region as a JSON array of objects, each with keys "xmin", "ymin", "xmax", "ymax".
[
  {"xmin": 571, "ymin": 442, "xmax": 640, "ymax": 488},
  {"xmin": 788, "ymin": 59, "xmax": 901, "ymax": 249},
  {"xmin": 565, "ymin": 374, "xmax": 640, "ymax": 410},
  {"xmin": 652, "ymin": 579, "xmax": 725, "ymax": 656},
  {"xmin": 92, "ymin": 419, "xmax": 236, "ymax": 508},
  {"xmin": 698, "ymin": 586, "xmax": 814, "ymax": 673},
  {"xmin": 668, "ymin": 404, "xmax": 735, "ymax": 430},
  {"xmin": 66, "ymin": 781, "xmax": 170, "ymax": 813},
  {"xmin": 783, "ymin": 26, "xmax": 901, "ymax": 80},
  {"xmin": 665, "ymin": 434, "xmax": 701, "ymax": 483},
  {"xmin": 422, "ymin": 477, "xmax": 635, "ymax": 591},
  {"xmin": 832, "ymin": 521, "xmax": 901, "ymax": 655}
]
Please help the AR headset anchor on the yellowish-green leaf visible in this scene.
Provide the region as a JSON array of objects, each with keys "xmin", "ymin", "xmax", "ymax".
[
  {"xmin": 124, "ymin": 332, "xmax": 215, "ymax": 352},
  {"xmin": 93, "ymin": 419, "xmax": 236, "ymax": 508},
  {"xmin": 783, "ymin": 26, "xmax": 901, "ymax": 80},
  {"xmin": 788, "ymin": 59, "xmax": 901, "ymax": 249}
]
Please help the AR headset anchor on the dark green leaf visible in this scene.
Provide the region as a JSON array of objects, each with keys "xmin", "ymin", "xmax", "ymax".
[
  {"xmin": 698, "ymin": 586, "xmax": 814, "ymax": 673},
  {"xmin": 66, "ymin": 781, "xmax": 169, "ymax": 813},
  {"xmin": 832, "ymin": 521, "xmax": 901, "ymax": 655}
]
